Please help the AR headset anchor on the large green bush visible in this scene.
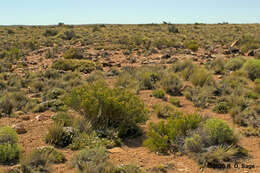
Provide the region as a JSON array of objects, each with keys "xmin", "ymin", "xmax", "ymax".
[
  {"xmin": 65, "ymin": 81, "xmax": 147, "ymax": 138},
  {"xmin": 190, "ymin": 67, "xmax": 213, "ymax": 87},
  {"xmin": 225, "ymin": 57, "xmax": 245, "ymax": 71}
]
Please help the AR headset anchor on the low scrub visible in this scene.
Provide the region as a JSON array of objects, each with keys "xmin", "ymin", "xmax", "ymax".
[
  {"xmin": 65, "ymin": 81, "xmax": 147, "ymax": 138},
  {"xmin": 144, "ymin": 114, "xmax": 243, "ymax": 167},
  {"xmin": 52, "ymin": 59, "xmax": 101, "ymax": 74}
]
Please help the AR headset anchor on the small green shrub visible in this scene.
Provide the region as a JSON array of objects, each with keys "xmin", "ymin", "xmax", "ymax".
[
  {"xmin": 168, "ymin": 24, "xmax": 179, "ymax": 33},
  {"xmin": 0, "ymin": 126, "xmax": 20, "ymax": 165},
  {"xmin": 161, "ymin": 73, "xmax": 183, "ymax": 96},
  {"xmin": 45, "ymin": 124, "xmax": 75, "ymax": 148},
  {"xmin": 169, "ymin": 97, "xmax": 181, "ymax": 107},
  {"xmin": 204, "ymin": 118, "xmax": 237, "ymax": 145},
  {"xmin": 190, "ymin": 67, "xmax": 213, "ymax": 87},
  {"xmin": 225, "ymin": 57, "xmax": 245, "ymax": 71},
  {"xmin": 185, "ymin": 41, "xmax": 199, "ymax": 52},
  {"xmin": 172, "ymin": 60, "xmax": 195, "ymax": 80},
  {"xmin": 206, "ymin": 58, "xmax": 225, "ymax": 74},
  {"xmin": 213, "ymin": 102, "xmax": 230, "ymax": 114},
  {"xmin": 154, "ymin": 104, "xmax": 180, "ymax": 119},
  {"xmin": 63, "ymin": 48, "xmax": 84, "ymax": 59},
  {"xmin": 0, "ymin": 144, "xmax": 20, "ymax": 164},
  {"xmin": 70, "ymin": 145, "xmax": 114, "ymax": 172},
  {"xmin": 184, "ymin": 134, "xmax": 203, "ymax": 153},
  {"xmin": 255, "ymin": 78, "xmax": 260, "ymax": 94},
  {"xmin": 0, "ymin": 126, "xmax": 18, "ymax": 144},
  {"xmin": 52, "ymin": 59, "xmax": 100, "ymax": 74},
  {"xmin": 152, "ymin": 89, "xmax": 165, "ymax": 99},
  {"xmin": 243, "ymin": 59, "xmax": 260, "ymax": 80},
  {"xmin": 43, "ymin": 29, "xmax": 58, "ymax": 37},
  {"xmin": 144, "ymin": 113, "xmax": 202, "ymax": 153},
  {"xmin": 52, "ymin": 112, "xmax": 73, "ymax": 127},
  {"xmin": 61, "ymin": 30, "xmax": 76, "ymax": 40}
]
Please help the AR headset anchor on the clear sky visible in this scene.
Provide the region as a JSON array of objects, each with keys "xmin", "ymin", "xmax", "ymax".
[{"xmin": 1, "ymin": 0, "xmax": 259, "ymax": 25}]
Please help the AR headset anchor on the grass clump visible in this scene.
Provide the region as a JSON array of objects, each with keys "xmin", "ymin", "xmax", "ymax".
[
  {"xmin": 21, "ymin": 147, "xmax": 66, "ymax": 173},
  {"xmin": 45, "ymin": 124, "xmax": 75, "ymax": 148},
  {"xmin": 154, "ymin": 104, "xmax": 181, "ymax": 119}
]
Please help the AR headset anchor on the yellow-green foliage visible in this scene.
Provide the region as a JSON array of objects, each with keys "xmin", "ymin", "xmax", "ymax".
[
  {"xmin": 204, "ymin": 118, "xmax": 237, "ymax": 145},
  {"xmin": 190, "ymin": 67, "xmax": 213, "ymax": 87},
  {"xmin": 52, "ymin": 59, "xmax": 101, "ymax": 74},
  {"xmin": 144, "ymin": 113, "xmax": 202, "ymax": 153},
  {"xmin": 243, "ymin": 59, "xmax": 260, "ymax": 80},
  {"xmin": 65, "ymin": 81, "xmax": 147, "ymax": 138},
  {"xmin": 0, "ymin": 127, "xmax": 20, "ymax": 164}
]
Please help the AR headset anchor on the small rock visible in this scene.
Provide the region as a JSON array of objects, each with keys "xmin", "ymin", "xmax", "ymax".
[
  {"xmin": 35, "ymin": 114, "xmax": 48, "ymax": 121},
  {"xmin": 246, "ymin": 50, "xmax": 255, "ymax": 56},
  {"xmin": 12, "ymin": 124, "xmax": 27, "ymax": 134},
  {"xmin": 108, "ymin": 147, "xmax": 125, "ymax": 154},
  {"xmin": 21, "ymin": 115, "xmax": 30, "ymax": 121}
]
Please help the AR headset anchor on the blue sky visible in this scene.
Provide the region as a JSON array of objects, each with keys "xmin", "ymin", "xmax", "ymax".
[{"xmin": 0, "ymin": 0, "xmax": 259, "ymax": 25}]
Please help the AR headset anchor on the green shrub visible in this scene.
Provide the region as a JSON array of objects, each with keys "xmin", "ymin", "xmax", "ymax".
[
  {"xmin": 52, "ymin": 59, "xmax": 100, "ymax": 74},
  {"xmin": 243, "ymin": 59, "xmax": 260, "ymax": 80},
  {"xmin": 52, "ymin": 112, "xmax": 73, "ymax": 127},
  {"xmin": 169, "ymin": 97, "xmax": 181, "ymax": 107},
  {"xmin": 0, "ymin": 144, "xmax": 20, "ymax": 164},
  {"xmin": 154, "ymin": 104, "xmax": 180, "ymax": 119},
  {"xmin": 45, "ymin": 124, "xmax": 75, "ymax": 148},
  {"xmin": 213, "ymin": 102, "xmax": 230, "ymax": 114},
  {"xmin": 0, "ymin": 126, "xmax": 18, "ymax": 144},
  {"xmin": 190, "ymin": 67, "xmax": 213, "ymax": 87},
  {"xmin": 144, "ymin": 113, "xmax": 202, "ymax": 153},
  {"xmin": 43, "ymin": 29, "xmax": 58, "ymax": 37},
  {"xmin": 70, "ymin": 145, "xmax": 114, "ymax": 172},
  {"xmin": 225, "ymin": 57, "xmax": 245, "ymax": 71},
  {"xmin": 204, "ymin": 118, "xmax": 237, "ymax": 145},
  {"xmin": 152, "ymin": 89, "xmax": 165, "ymax": 99},
  {"xmin": 21, "ymin": 146, "xmax": 66, "ymax": 173},
  {"xmin": 61, "ymin": 30, "xmax": 76, "ymax": 40},
  {"xmin": 138, "ymin": 72, "xmax": 159, "ymax": 90},
  {"xmin": 63, "ymin": 48, "xmax": 84, "ymax": 59},
  {"xmin": 0, "ymin": 127, "xmax": 20, "ymax": 165},
  {"xmin": 206, "ymin": 58, "xmax": 225, "ymax": 74},
  {"xmin": 65, "ymin": 81, "xmax": 147, "ymax": 138},
  {"xmin": 184, "ymin": 86, "xmax": 215, "ymax": 108},
  {"xmin": 161, "ymin": 73, "xmax": 183, "ymax": 96},
  {"xmin": 184, "ymin": 134, "xmax": 203, "ymax": 153},
  {"xmin": 185, "ymin": 41, "xmax": 199, "ymax": 52},
  {"xmin": 255, "ymin": 78, "xmax": 260, "ymax": 94},
  {"xmin": 172, "ymin": 60, "xmax": 195, "ymax": 80},
  {"xmin": 0, "ymin": 96, "xmax": 13, "ymax": 117}
]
